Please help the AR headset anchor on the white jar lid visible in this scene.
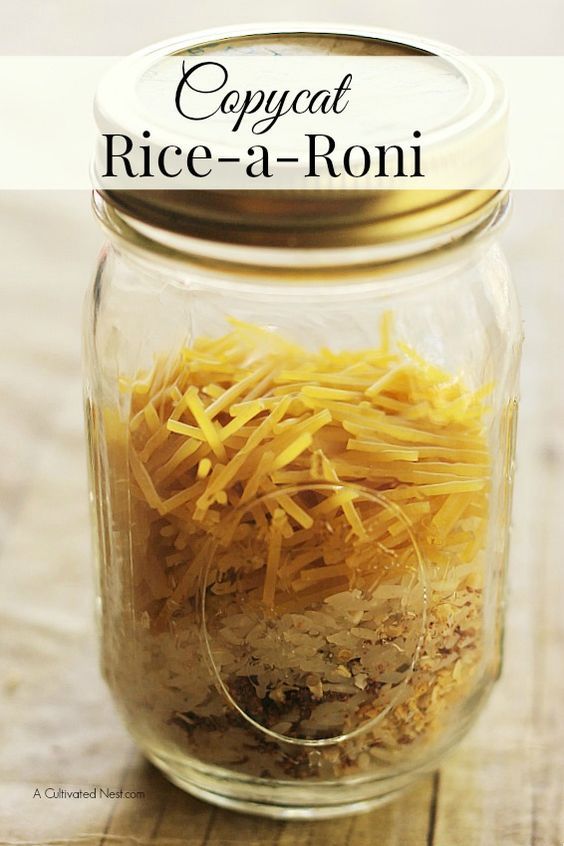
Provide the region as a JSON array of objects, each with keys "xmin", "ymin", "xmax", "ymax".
[{"xmin": 93, "ymin": 24, "xmax": 508, "ymax": 249}]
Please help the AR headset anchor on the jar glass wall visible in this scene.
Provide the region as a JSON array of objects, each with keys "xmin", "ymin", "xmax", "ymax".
[{"xmin": 83, "ymin": 197, "xmax": 521, "ymax": 817}]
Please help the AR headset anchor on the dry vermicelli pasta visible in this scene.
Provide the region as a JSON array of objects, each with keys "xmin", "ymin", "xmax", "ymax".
[{"xmin": 100, "ymin": 315, "xmax": 491, "ymax": 776}]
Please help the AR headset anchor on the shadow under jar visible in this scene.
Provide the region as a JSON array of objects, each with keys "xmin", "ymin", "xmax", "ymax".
[{"xmin": 84, "ymin": 25, "xmax": 523, "ymax": 819}]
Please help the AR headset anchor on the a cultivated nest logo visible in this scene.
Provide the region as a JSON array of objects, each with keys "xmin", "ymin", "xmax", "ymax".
[{"xmin": 32, "ymin": 787, "xmax": 146, "ymax": 799}]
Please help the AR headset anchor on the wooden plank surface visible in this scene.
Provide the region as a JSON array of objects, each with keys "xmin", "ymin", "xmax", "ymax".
[{"xmin": 0, "ymin": 191, "xmax": 563, "ymax": 846}]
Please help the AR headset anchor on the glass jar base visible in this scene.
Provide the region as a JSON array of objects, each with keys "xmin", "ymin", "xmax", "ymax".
[{"xmin": 144, "ymin": 746, "xmax": 417, "ymax": 820}]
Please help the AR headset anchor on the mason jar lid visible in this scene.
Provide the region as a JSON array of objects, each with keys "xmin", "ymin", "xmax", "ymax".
[{"xmin": 94, "ymin": 24, "xmax": 508, "ymax": 250}]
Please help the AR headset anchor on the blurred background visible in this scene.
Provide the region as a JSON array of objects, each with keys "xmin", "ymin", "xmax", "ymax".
[
  {"xmin": 1, "ymin": 3, "xmax": 563, "ymax": 845},
  {"xmin": 2, "ymin": 0, "xmax": 564, "ymax": 54}
]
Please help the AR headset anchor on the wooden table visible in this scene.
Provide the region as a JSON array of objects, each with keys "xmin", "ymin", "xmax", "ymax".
[{"xmin": 1, "ymin": 191, "xmax": 562, "ymax": 845}]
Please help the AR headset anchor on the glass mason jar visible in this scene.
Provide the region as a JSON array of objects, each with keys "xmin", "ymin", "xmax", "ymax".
[{"xmin": 84, "ymin": 26, "xmax": 522, "ymax": 818}]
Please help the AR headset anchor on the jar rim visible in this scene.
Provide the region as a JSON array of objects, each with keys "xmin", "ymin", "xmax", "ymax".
[
  {"xmin": 93, "ymin": 189, "xmax": 509, "ymax": 280},
  {"xmin": 94, "ymin": 23, "xmax": 508, "ymax": 250}
]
